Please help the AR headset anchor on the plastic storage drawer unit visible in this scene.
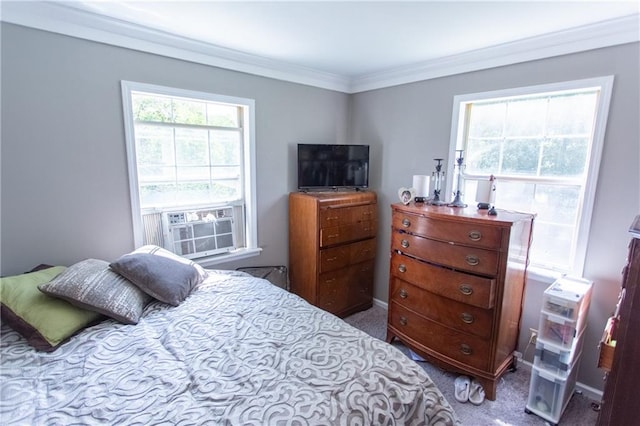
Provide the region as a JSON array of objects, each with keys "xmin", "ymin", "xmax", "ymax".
[
  {"xmin": 526, "ymin": 363, "xmax": 580, "ymax": 425},
  {"xmin": 542, "ymin": 276, "xmax": 593, "ymax": 321},
  {"xmin": 534, "ymin": 335, "xmax": 583, "ymax": 378}
]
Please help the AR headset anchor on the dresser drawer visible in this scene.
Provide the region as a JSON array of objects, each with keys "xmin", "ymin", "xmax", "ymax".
[
  {"xmin": 320, "ymin": 238, "xmax": 376, "ymax": 273},
  {"xmin": 392, "ymin": 212, "xmax": 502, "ymax": 249},
  {"xmin": 392, "ymin": 231, "xmax": 499, "ymax": 276},
  {"xmin": 390, "ymin": 278, "xmax": 493, "ymax": 339},
  {"xmin": 320, "ymin": 203, "xmax": 376, "ymax": 228},
  {"xmin": 389, "ymin": 302, "xmax": 490, "ymax": 370},
  {"xmin": 389, "ymin": 252, "xmax": 495, "ymax": 308},
  {"xmin": 320, "ymin": 221, "xmax": 376, "ymax": 247},
  {"xmin": 317, "ymin": 260, "xmax": 374, "ymax": 313}
]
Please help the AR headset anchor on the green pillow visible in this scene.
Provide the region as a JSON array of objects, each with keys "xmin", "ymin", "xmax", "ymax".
[{"xmin": 0, "ymin": 267, "xmax": 103, "ymax": 351}]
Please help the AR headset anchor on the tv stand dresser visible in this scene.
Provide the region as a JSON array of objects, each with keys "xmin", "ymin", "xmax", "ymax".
[
  {"xmin": 289, "ymin": 191, "xmax": 377, "ymax": 317},
  {"xmin": 386, "ymin": 202, "xmax": 534, "ymax": 400}
]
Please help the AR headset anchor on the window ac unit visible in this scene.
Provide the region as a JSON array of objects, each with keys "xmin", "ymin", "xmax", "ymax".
[{"xmin": 161, "ymin": 207, "xmax": 236, "ymax": 260}]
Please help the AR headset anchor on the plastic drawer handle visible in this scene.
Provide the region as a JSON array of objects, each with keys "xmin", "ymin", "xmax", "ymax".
[
  {"xmin": 459, "ymin": 284, "xmax": 474, "ymax": 295},
  {"xmin": 402, "ymin": 218, "xmax": 411, "ymax": 228},
  {"xmin": 465, "ymin": 255, "xmax": 480, "ymax": 266},
  {"xmin": 399, "ymin": 289, "xmax": 408, "ymax": 299},
  {"xmin": 461, "ymin": 312, "xmax": 475, "ymax": 324},
  {"xmin": 401, "ymin": 239, "xmax": 409, "ymax": 248},
  {"xmin": 468, "ymin": 230, "xmax": 482, "ymax": 241},
  {"xmin": 460, "ymin": 344, "xmax": 472, "ymax": 355},
  {"xmin": 398, "ymin": 264, "xmax": 407, "ymax": 273}
]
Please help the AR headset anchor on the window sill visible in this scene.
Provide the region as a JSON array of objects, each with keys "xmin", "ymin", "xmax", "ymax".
[
  {"xmin": 526, "ymin": 265, "xmax": 564, "ymax": 285},
  {"xmin": 196, "ymin": 247, "xmax": 263, "ymax": 268}
]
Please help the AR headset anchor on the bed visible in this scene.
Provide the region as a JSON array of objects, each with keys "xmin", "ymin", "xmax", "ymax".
[{"xmin": 1, "ymin": 252, "xmax": 458, "ymax": 425}]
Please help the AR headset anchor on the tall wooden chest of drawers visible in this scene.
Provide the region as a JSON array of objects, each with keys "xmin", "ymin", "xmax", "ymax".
[
  {"xmin": 289, "ymin": 191, "xmax": 377, "ymax": 317},
  {"xmin": 386, "ymin": 203, "xmax": 533, "ymax": 400}
]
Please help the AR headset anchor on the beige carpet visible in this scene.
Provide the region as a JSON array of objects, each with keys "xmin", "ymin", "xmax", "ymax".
[{"xmin": 344, "ymin": 305, "xmax": 599, "ymax": 426}]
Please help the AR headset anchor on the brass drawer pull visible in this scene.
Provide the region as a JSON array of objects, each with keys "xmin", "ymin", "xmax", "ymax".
[
  {"xmin": 324, "ymin": 278, "xmax": 336, "ymax": 283},
  {"xmin": 461, "ymin": 312, "xmax": 475, "ymax": 324},
  {"xmin": 326, "ymin": 216, "xmax": 339, "ymax": 221},
  {"xmin": 399, "ymin": 289, "xmax": 408, "ymax": 299},
  {"xmin": 468, "ymin": 230, "xmax": 482, "ymax": 241},
  {"xmin": 460, "ymin": 344, "xmax": 472, "ymax": 355},
  {"xmin": 326, "ymin": 256, "xmax": 338, "ymax": 262},
  {"xmin": 401, "ymin": 218, "xmax": 411, "ymax": 228},
  {"xmin": 401, "ymin": 239, "xmax": 409, "ymax": 248},
  {"xmin": 465, "ymin": 255, "xmax": 480, "ymax": 266},
  {"xmin": 399, "ymin": 316, "xmax": 408, "ymax": 326},
  {"xmin": 327, "ymin": 234, "xmax": 339, "ymax": 239},
  {"xmin": 398, "ymin": 264, "xmax": 407, "ymax": 273},
  {"xmin": 459, "ymin": 284, "xmax": 473, "ymax": 295}
]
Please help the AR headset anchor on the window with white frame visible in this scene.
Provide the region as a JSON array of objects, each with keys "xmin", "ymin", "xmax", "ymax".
[
  {"xmin": 121, "ymin": 81, "xmax": 259, "ymax": 264},
  {"xmin": 447, "ymin": 77, "xmax": 613, "ymax": 275}
]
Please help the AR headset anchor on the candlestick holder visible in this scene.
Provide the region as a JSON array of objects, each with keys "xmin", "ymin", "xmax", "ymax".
[
  {"xmin": 430, "ymin": 158, "xmax": 447, "ymax": 205},
  {"xmin": 449, "ymin": 149, "xmax": 467, "ymax": 208}
]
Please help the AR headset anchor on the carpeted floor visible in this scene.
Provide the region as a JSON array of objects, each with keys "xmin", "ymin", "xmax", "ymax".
[{"xmin": 344, "ymin": 305, "xmax": 600, "ymax": 426}]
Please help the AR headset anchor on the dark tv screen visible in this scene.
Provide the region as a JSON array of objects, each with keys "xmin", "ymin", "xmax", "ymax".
[{"xmin": 297, "ymin": 144, "xmax": 369, "ymax": 189}]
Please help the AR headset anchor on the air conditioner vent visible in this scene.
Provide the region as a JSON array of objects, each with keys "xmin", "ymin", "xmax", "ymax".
[{"xmin": 161, "ymin": 207, "xmax": 236, "ymax": 260}]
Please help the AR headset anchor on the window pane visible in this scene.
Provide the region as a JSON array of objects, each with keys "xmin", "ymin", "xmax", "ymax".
[
  {"xmin": 138, "ymin": 165, "xmax": 175, "ymax": 183},
  {"xmin": 135, "ymin": 125, "xmax": 174, "ymax": 166},
  {"xmin": 501, "ymin": 138, "xmax": 540, "ymax": 175},
  {"xmin": 173, "ymin": 99, "xmax": 206, "ymax": 125},
  {"xmin": 530, "ymin": 222, "xmax": 573, "ymax": 269},
  {"xmin": 175, "ymin": 128, "xmax": 208, "ymax": 166},
  {"xmin": 466, "ymin": 138, "xmax": 500, "ymax": 174},
  {"xmin": 207, "ymin": 104, "xmax": 239, "ymax": 127},
  {"xmin": 210, "ymin": 130, "xmax": 241, "ymax": 166},
  {"xmin": 505, "ymin": 98, "xmax": 546, "ymax": 137},
  {"xmin": 540, "ymin": 137, "xmax": 588, "ymax": 177},
  {"xmin": 468, "ymin": 103, "xmax": 505, "ymax": 138},
  {"xmin": 132, "ymin": 94, "xmax": 172, "ymax": 122},
  {"xmin": 174, "ymin": 182, "xmax": 213, "ymax": 205},
  {"xmin": 176, "ymin": 166, "xmax": 210, "ymax": 181},
  {"xmin": 547, "ymin": 93, "xmax": 597, "ymax": 136},
  {"xmin": 212, "ymin": 166, "xmax": 240, "ymax": 180},
  {"xmin": 140, "ymin": 182, "xmax": 178, "ymax": 208}
]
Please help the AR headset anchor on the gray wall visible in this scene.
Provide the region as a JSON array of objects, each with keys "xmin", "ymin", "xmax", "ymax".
[
  {"xmin": 2, "ymin": 22, "xmax": 639, "ymax": 393},
  {"xmin": 350, "ymin": 42, "xmax": 640, "ymax": 392},
  {"xmin": 1, "ymin": 23, "xmax": 349, "ymax": 275}
]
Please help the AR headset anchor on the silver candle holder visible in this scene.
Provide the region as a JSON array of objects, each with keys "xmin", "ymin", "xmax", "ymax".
[
  {"xmin": 449, "ymin": 149, "xmax": 467, "ymax": 208},
  {"xmin": 430, "ymin": 158, "xmax": 447, "ymax": 206}
]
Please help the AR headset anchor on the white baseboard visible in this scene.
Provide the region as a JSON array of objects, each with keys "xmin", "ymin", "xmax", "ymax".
[
  {"xmin": 372, "ymin": 297, "xmax": 388, "ymax": 310},
  {"xmin": 375, "ymin": 299, "xmax": 603, "ymax": 402}
]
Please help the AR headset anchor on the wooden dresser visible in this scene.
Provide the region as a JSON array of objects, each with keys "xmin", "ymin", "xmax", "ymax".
[
  {"xmin": 597, "ymin": 215, "xmax": 640, "ymax": 425},
  {"xmin": 386, "ymin": 203, "xmax": 534, "ymax": 400},
  {"xmin": 289, "ymin": 191, "xmax": 377, "ymax": 317}
]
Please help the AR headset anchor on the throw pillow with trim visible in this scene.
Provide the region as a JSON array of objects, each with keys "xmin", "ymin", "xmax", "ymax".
[
  {"xmin": 0, "ymin": 267, "xmax": 103, "ymax": 351},
  {"xmin": 39, "ymin": 259, "xmax": 152, "ymax": 325}
]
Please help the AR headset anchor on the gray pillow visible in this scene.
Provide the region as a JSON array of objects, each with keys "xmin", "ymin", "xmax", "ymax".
[
  {"xmin": 131, "ymin": 245, "xmax": 207, "ymax": 281},
  {"xmin": 39, "ymin": 259, "xmax": 152, "ymax": 325},
  {"xmin": 109, "ymin": 253, "xmax": 202, "ymax": 306}
]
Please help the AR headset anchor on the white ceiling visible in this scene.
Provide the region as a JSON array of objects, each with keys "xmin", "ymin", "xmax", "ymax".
[{"xmin": 2, "ymin": 1, "xmax": 639, "ymax": 92}]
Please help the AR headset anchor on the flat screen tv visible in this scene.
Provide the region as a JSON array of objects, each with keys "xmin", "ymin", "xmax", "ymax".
[{"xmin": 297, "ymin": 143, "xmax": 369, "ymax": 190}]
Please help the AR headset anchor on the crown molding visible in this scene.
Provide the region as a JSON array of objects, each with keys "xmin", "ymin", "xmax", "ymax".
[
  {"xmin": 1, "ymin": 2, "xmax": 638, "ymax": 94},
  {"xmin": 0, "ymin": 1, "xmax": 351, "ymax": 93},
  {"xmin": 350, "ymin": 14, "xmax": 640, "ymax": 93}
]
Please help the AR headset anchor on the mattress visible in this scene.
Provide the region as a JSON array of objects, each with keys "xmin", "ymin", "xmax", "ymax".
[{"xmin": 1, "ymin": 270, "xmax": 458, "ymax": 425}]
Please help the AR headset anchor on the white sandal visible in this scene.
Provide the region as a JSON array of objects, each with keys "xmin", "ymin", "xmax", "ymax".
[
  {"xmin": 468, "ymin": 379, "xmax": 486, "ymax": 405},
  {"xmin": 454, "ymin": 375, "xmax": 471, "ymax": 403}
]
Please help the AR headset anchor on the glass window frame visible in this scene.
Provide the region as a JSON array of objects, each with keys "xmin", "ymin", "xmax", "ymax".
[
  {"xmin": 121, "ymin": 81, "xmax": 260, "ymax": 265},
  {"xmin": 446, "ymin": 76, "xmax": 614, "ymax": 277}
]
